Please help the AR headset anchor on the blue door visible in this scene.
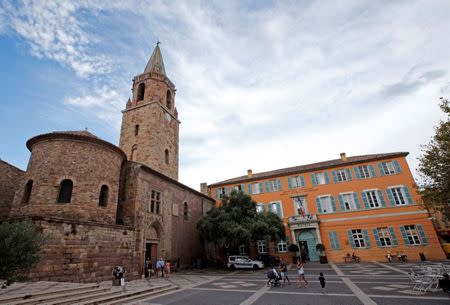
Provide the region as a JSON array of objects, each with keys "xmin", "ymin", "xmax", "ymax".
[{"xmin": 299, "ymin": 230, "xmax": 318, "ymax": 261}]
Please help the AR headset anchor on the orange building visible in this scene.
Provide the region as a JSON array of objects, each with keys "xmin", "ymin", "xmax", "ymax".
[{"xmin": 207, "ymin": 152, "xmax": 446, "ymax": 263}]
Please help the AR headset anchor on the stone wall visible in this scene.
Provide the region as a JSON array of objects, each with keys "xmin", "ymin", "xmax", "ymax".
[
  {"xmin": 0, "ymin": 160, "xmax": 24, "ymax": 219},
  {"xmin": 27, "ymin": 216, "xmax": 138, "ymax": 282}
]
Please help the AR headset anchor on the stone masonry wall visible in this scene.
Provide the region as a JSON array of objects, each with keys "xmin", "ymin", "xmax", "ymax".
[
  {"xmin": 0, "ymin": 160, "xmax": 24, "ymax": 219},
  {"xmin": 28, "ymin": 217, "xmax": 138, "ymax": 282},
  {"xmin": 10, "ymin": 138, "xmax": 123, "ymax": 224}
]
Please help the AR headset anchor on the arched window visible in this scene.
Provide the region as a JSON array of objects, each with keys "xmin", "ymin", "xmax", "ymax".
[
  {"xmin": 183, "ymin": 202, "xmax": 189, "ymax": 221},
  {"xmin": 135, "ymin": 124, "xmax": 139, "ymax": 136},
  {"xmin": 137, "ymin": 83, "xmax": 145, "ymax": 101},
  {"xmin": 165, "ymin": 149, "xmax": 169, "ymax": 165},
  {"xmin": 131, "ymin": 145, "xmax": 138, "ymax": 161},
  {"xmin": 99, "ymin": 185, "xmax": 109, "ymax": 207},
  {"xmin": 166, "ymin": 90, "xmax": 171, "ymax": 109},
  {"xmin": 57, "ymin": 179, "xmax": 73, "ymax": 203},
  {"xmin": 22, "ymin": 179, "xmax": 33, "ymax": 204}
]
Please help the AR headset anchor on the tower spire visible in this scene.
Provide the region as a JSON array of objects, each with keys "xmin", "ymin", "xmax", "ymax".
[{"xmin": 144, "ymin": 42, "xmax": 166, "ymax": 76}]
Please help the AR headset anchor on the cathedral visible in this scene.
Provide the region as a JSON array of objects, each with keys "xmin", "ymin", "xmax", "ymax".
[{"xmin": 0, "ymin": 44, "xmax": 214, "ymax": 282}]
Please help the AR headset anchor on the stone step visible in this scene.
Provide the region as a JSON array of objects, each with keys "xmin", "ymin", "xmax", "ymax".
[
  {"xmin": 11, "ymin": 287, "xmax": 110, "ymax": 305},
  {"xmin": 0, "ymin": 284, "xmax": 100, "ymax": 305},
  {"xmin": 45, "ymin": 288, "xmax": 121, "ymax": 305},
  {"xmin": 72, "ymin": 284, "xmax": 177, "ymax": 305}
]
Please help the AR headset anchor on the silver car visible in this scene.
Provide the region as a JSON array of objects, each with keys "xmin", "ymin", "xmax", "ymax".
[{"xmin": 227, "ymin": 255, "xmax": 264, "ymax": 270}]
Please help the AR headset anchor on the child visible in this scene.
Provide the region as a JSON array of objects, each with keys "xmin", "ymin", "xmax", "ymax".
[
  {"xmin": 319, "ymin": 272, "xmax": 326, "ymax": 293},
  {"xmin": 297, "ymin": 259, "xmax": 309, "ymax": 288}
]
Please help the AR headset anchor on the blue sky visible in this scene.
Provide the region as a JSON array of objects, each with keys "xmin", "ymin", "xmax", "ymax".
[{"xmin": 1, "ymin": 0, "xmax": 449, "ymax": 190}]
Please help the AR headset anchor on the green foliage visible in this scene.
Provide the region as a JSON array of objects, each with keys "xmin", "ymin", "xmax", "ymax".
[
  {"xmin": 197, "ymin": 190, "xmax": 285, "ymax": 252},
  {"xmin": 418, "ymin": 98, "xmax": 450, "ymax": 218},
  {"xmin": 0, "ymin": 220, "xmax": 46, "ymax": 285}
]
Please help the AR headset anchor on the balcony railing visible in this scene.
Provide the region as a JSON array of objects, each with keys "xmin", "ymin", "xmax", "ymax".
[{"xmin": 288, "ymin": 214, "xmax": 318, "ymax": 225}]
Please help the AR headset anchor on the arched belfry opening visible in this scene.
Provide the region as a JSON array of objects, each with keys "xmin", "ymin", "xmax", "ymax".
[
  {"xmin": 137, "ymin": 83, "xmax": 145, "ymax": 101},
  {"xmin": 166, "ymin": 90, "xmax": 171, "ymax": 109}
]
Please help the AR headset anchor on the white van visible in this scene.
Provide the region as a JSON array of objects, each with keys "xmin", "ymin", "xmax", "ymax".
[{"xmin": 227, "ymin": 256, "xmax": 264, "ymax": 270}]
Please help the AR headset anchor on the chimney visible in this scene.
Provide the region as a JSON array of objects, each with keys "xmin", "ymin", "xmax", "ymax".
[
  {"xmin": 200, "ymin": 182, "xmax": 208, "ymax": 195},
  {"xmin": 340, "ymin": 152, "xmax": 347, "ymax": 161},
  {"xmin": 247, "ymin": 169, "xmax": 253, "ymax": 177}
]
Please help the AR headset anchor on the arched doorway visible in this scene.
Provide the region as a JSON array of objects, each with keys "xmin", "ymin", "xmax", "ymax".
[
  {"xmin": 298, "ymin": 230, "xmax": 318, "ymax": 262},
  {"xmin": 145, "ymin": 222, "xmax": 162, "ymax": 267}
]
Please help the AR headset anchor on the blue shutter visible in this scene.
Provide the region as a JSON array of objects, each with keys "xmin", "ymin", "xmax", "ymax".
[
  {"xmin": 403, "ymin": 187, "xmax": 413, "ymax": 205},
  {"xmin": 324, "ymin": 172, "xmax": 330, "ymax": 184},
  {"xmin": 330, "ymin": 196, "xmax": 336, "ymax": 212},
  {"xmin": 389, "ymin": 227, "xmax": 398, "ymax": 246},
  {"xmin": 240, "ymin": 184, "xmax": 245, "ymax": 193},
  {"xmin": 372, "ymin": 228, "xmax": 382, "ymax": 247},
  {"xmin": 258, "ymin": 182, "xmax": 263, "ymax": 193},
  {"xmin": 393, "ymin": 160, "xmax": 402, "ymax": 174},
  {"xmin": 300, "ymin": 176, "xmax": 305, "ymax": 187},
  {"xmin": 332, "ymin": 170, "xmax": 338, "ymax": 183},
  {"xmin": 354, "ymin": 167, "xmax": 361, "ymax": 179},
  {"xmin": 276, "ymin": 179, "xmax": 282, "ymax": 191},
  {"xmin": 369, "ymin": 165, "xmax": 376, "ymax": 177},
  {"xmin": 333, "ymin": 232, "xmax": 340, "ymax": 249},
  {"xmin": 353, "ymin": 193, "xmax": 361, "ymax": 209},
  {"xmin": 399, "ymin": 226, "xmax": 410, "ymax": 245},
  {"xmin": 345, "ymin": 168, "xmax": 352, "ymax": 181},
  {"xmin": 362, "ymin": 229, "xmax": 371, "ymax": 248},
  {"xmin": 316, "ymin": 197, "xmax": 323, "ymax": 214},
  {"xmin": 328, "ymin": 231, "xmax": 336, "ymax": 249},
  {"xmin": 361, "ymin": 192, "xmax": 369, "ymax": 208},
  {"xmin": 224, "ymin": 187, "xmax": 229, "ymax": 196},
  {"xmin": 215, "ymin": 189, "xmax": 220, "ymax": 199},
  {"xmin": 248, "ymin": 184, "xmax": 252, "ymax": 194},
  {"xmin": 377, "ymin": 162, "xmax": 385, "ymax": 176},
  {"xmin": 311, "ymin": 174, "xmax": 317, "ymax": 185},
  {"xmin": 386, "ymin": 188, "xmax": 395, "ymax": 206},
  {"xmin": 288, "ymin": 177, "xmax": 294, "ymax": 189},
  {"xmin": 276, "ymin": 202, "xmax": 282, "ymax": 218},
  {"xmin": 265, "ymin": 181, "xmax": 271, "ymax": 193},
  {"xmin": 377, "ymin": 190, "xmax": 386, "ymax": 207},
  {"xmin": 347, "ymin": 230, "xmax": 356, "ymax": 248},
  {"xmin": 338, "ymin": 194, "xmax": 345, "ymax": 211},
  {"xmin": 417, "ymin": 225, "xmax": 428, "ymax": 245}
]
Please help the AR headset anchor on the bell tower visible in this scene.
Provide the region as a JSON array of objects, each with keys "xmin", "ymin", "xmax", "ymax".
[{"xmin": 119, "ymin": 43, "xmax": 179, "ymax": 180}]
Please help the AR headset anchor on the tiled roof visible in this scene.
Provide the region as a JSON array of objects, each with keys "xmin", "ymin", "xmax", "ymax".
[{"xmin": 209, "ymin": 152, "xmax": 408, "ymax": 187}]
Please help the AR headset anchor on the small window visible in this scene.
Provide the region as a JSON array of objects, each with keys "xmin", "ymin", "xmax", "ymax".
[
  {"xmin": 377, "ymin": 227, "xmax": 392, "ymax": 246},
  {"xmin": 256, "ymin": 203, "xmax": 264, "ymax": 213},
  {"xmin": 351, "ymin": 229, "xmax": 365, "ymax": 248},
  {"xmin": 257, "ymin": 240, "xmax": 268, "ymax": 253},
  {"xmin": 135, "ymin": 124, "xmax": 139, "ymax": 136},
  {"xmin": 183, "ymin": 202, "xmax": 189, "ymax": 220},
  {"xmin": 150, "ymin": 190, "xmax": 161, "ymax": 214},
  {"xmin": 166, "ymin": 90, "xmax": 171, "ymax": 109},
  {"xmin": 58, "ymin": 179, "xmax": 73, "ymax": 203},
  {"xmin": 404, "ymin": 225, "xmax": 421, "ymax": 245},
  {"xmin": 99, "ymin": 185, "xmax": 109, "ymax": 207},
  {"xmin": 22, "ymin": 180, "xmax": 33, "ymax": 204},
  {"xmin": 137, "ymin": 83, "xmax": 145, "ymax": 101},
  {"xmin": 165, "ymin": 149, "xmax": 169, "ymax": 165},
  {"xmin": 277, "ymin": 240, "xmax": 288, "ymax": 252}
]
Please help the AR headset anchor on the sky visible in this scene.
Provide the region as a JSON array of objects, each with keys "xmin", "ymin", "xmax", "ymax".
[{"xmin": 0, "ymin": 0, "xmax": 449, "ymax": 191}]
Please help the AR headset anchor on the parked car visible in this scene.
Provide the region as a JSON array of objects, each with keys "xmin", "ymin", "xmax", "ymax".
[
  {"xmin": 256, "ymin": 254, "xmax": 280, "ymax": 267},
  {"xmin": 227, "ymin": 255, "xmax": 264, "ymax": 270}
]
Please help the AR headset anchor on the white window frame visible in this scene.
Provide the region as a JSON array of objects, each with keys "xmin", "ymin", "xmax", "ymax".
[
  {"xmin": 352, "ymin": 229, "xmax": 365, "ymax": 248},
  {"xmin": 377, "ymin": 227, "xmax": 392, "ymax": 247},
  {"xmin": 382, "ymin": 161, "xmax": 396, "ymax": 175},
  {"xmin": 404, "ymin": 225, "xmax": 421, "ymax": 245},
  {"xmin": 290, "ymin": 176, "xmax": 304, "ymax": 188},
  {"xmin": 389, "ymin": 186, "xmax": 407, "ymax": 205},
  {"xmin": 251, "ymin": 183, "xmax": 263, "ymax": 194},
  {"xmin": 256, "ymin": 203, "xmax": 264, "ymax": 214},
  {"xmin": 257, "ymin": 240, "xmax": 268, "ymax": 253},
  {"xmin": 277, "ymin": 240, "xmax": 288, "ymax": 253},
  {"xmin": 316, "ymin": 172, "xmax": 326, "ymax": 185},
  {"xmin": 358, "ymin": 165, "xmax": 371, "ymax": 178},
  {"xmin": 365, "ymin": 190, "xmax": 380, "ymax": 208},
  {"xmin": 266, "ymin": 179, "xmax": 281, "ymax": 192},
  {"xmin": 341, "ymin": 192, "xmax": 356, "ymax": 211},
  {"xmin": 319, "ymin": 195, "xmax": 333, "ymax": 214},
  {"xmin": 336, "ymin": 169, "xmax": 348, "ymax": 182},
  {"xmin": 269, "ymin": 201, "xmax": 283, "ymax": 218},
  {"xmin": 293, "ymin": 196, "xmax": 308, "ymax": 215},
  {"xmin": 239, "ymin": 244, "xmax": 247, "ymax": 256}
]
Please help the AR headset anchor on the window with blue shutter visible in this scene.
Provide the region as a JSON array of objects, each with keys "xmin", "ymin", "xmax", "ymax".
[
  {"xmin": 247, "ymin": 184, "xmax": 252, "ymax": 194},
  {"xmin": 265, "ymin": 181, "xmax": 272, "ymax": 193},
  {"xmin": 354, "ymin": 166, "xmax": 361, "ymax": 179},
  {"xmin": 361, "ymin": 192, "xmax": 369, "ymax": 208},
  {"xmin": 215, "ymin": 189, "xmax": 220, "ymax": 199},
  {"xmin": 347, "ymin": 230, "xmax": 356, "ymax": 248},
  {"xmin": 403, "ymin": 187, "xmax": 413, "ymax": 204},
  {"xmin": 330, "ymin": 196, "xmax": 336, "ymax": 212},
  {"xmin": 417, "ymin": 225, "xmax": 428, "ymax": 245},
  {"xmin": 372, "ymin": 228, "xmax": 382, "ymax": 247},
  {"xmin": 399, "ymin": 226, "xmax": 409, "ymax": 245},
  {"xmin": 345, "ymin": 168, "xmax": 352, "ymax": 181},
  {"xmin": 277, "ymin": 179, "xmax": 282, "ymax": 191},
  {"xmin": 377, "ymin": 190, "xmax": 386, "ymax": 207},
  {"xmin": 362, "ymin": 229, "xmax": 371, "ymax": 248},
  {"xmin": 332, "ymin": 170, "xmax": 338, "ymax": 183},
  {"xmin": 389, "ymin": 227, "xmax": 398, "ymax": 246},
  {"xmin": 328, "ymin": 231, "xmax": 340, "ymax": 250},
  {"xmin": 258, "ymin": 182, "xmax": 263, "ymax": 193},
  {"xmin": 338, "ymin": 194, "xmax": 345, "ymax": 211},
  {"xmin": 369, "ymin": 165, "xmax": 376, "ymax": 177},
  {"xmin": 241, "ymin": 184, "xmax": 245, "ymax": 193},
  {"xmin": 353, "ymin": 193, "xmax": 361, "ymax": 209},
  {"xmin": 386, "ymin": 188, "xmax": 395, "ymax": 206},
  {"xmin": 299, "ymin": 176, "xmax": 305, "ymax": 187},
  {"xmin": 316, "ymin": 197, "xmax": 323, "ymax": 214},
  {"xmin": 288, "ymin": 177, "xmax": 294, "ymax": 189},
  {"xmin": 324, "ymin": 172, "xmax": 330, "ymax": 183},
  {"xmin": 377, "ymin": 162, "xmax": 385, "ymax": 176},
  {"xmin": 393, "ymin": 160, "xmax": 402, "ymax": 174},
  {"xmin": 311, "ymin": 174, "xmax": 317, "ymax": 185}
]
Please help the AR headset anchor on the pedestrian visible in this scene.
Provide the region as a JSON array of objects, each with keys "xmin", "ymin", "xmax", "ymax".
[
  {"xmin": 156, "ymin": 257, "xmax": 165, "ymax": 277},
  {"xmin": 386, "ymin": 250, "xmax": 391, "ymax": 263},
  {"xmin": 319, "ymin": 272, "xmax": 326, "ymax": 293},
  {"xmin": 165, "ymin": 259, "xmax": 171, "ymax": 278},
  {"xmin": 296, "ymin": 259, "xmax": 309, "ymax": 288},
  {"xmin": 279, "ymin": 258, "xmax": 291, "ymax": 285},
  {"xmin": 144, "ymin": 258, "xmax": 150, "ymax": 278}
]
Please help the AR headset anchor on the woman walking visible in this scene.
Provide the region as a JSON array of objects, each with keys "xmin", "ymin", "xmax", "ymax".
[{"xmin": 297, "ymin": 259, "xmax": 309, "ymax": 288}]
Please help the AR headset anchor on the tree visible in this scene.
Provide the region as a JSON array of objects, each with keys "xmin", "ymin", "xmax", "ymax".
[
  {"xmin": 197, "ymin": 190, "xmax": 285, "ymax": 254},
  {"xmin": 418, "ymin": 97, "xmax": 450, "ymax": 218},
  {"xmin": 0, "ymin": 220, "xmax": 46, "ymax": 286}
]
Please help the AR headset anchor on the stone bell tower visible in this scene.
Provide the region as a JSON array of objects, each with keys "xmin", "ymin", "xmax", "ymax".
[{"xmin": 119, "ymin": 43, "xmax": 179, "ymax": 180}]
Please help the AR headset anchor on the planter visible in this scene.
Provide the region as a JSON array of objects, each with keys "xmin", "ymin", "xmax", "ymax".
[{"xmin": 319, "ymin": 256, "xmax": 328, "ymax": 264}]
